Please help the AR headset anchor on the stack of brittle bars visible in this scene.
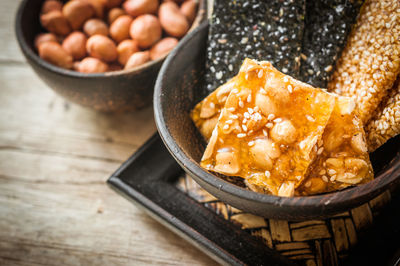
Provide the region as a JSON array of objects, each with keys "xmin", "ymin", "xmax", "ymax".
[{"xmin": 190, "ymin": 0, "xmax": 400, "ymax": 196}]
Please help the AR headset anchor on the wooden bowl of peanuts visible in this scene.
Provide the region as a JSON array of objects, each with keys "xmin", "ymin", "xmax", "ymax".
[
  {"xmin": 15, "ymin": 0, "xmax": 206, "ymax": 112},
  {"xmin": 154, "ymin": 22, "xmax": 400, "ymax": 220}
]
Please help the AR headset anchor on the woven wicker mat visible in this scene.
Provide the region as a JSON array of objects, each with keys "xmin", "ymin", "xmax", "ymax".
[{"xmin": 176, "ymin": 175, "xmax": 392, "ymax": 266}]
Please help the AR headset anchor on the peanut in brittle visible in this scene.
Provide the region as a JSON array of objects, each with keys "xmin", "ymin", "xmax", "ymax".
[
  {"xmin": 191, "ymin": 61, "xmax": 270, "ymax": 141},
  {"xmin": 297, "ymin": 96, "xmax": 374, "ymax": 195},
  {"xmin": 200, "ymin": 59, "xmax": 336, "ymax": 196},
  {"xmin": 190, "ymin": 78, "xmax": 236, "ymax": 141}
]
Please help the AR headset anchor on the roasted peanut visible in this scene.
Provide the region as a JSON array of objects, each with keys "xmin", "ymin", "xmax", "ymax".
[
  {"xmin": 110, "ymin": 15, "xmax": 133, "ymax": 43},
  {"xmin": 129, "ymin": 15, "xmax": 161, "ymax": 48},
  {"xmin": 62, "ymin": 0, "xmax": 94, "ymax": 30},
  {"xmin": 180, "ymin": 0, "xmax": 197, "ymax": 24},
  {"xmin": 199, "ymin": 99, "xmax": 216, "ymax": 118},
  {"xmin": 117, "ymin": 39, "xmax": 139, "ymax": 65},
  {"xmin": 62, "ymin": 31, "xmax": 87, "ymax": 60},
  {"xmin": 123, "ymin": 0, "xmax": 158, "ymax": 17},
  {"xmin": 163, "ymin": 0, "xmax": 184, "ymax": 4},
  {"xmin": 40, "ymin": 10, "xmax": 71, "ymax": 36},
  {"xmin": 41, "ymin": 0, "xmax": 63, "ymax": 14},
  {"xmin": 270, "ymin": 120, "xmax": 297, "ymax": 144},
  {"xmin": 76, "ymin": 57, "xmax": 108, "ymax": 73},
  {"xmin": 215, "ymin": 151, "xmax": 240, "ymax": 175},
  {"xmin": 34, "ymin": 33, "xmax": 58, "ymax": 50},
  {"xmin": 105, "ymin": 0, "xmax": 123, "ymax": 9},
  {"xmin": 38, "ymin": 41, "xmax": 73, "ymax": 69},
  {"xmin": 86, "ymin": 35, "xmax": 118, "ymax": 62},
  {"xmin": 73, "ymin": 61, "xmax": 81, "ymax": 71},
  {"xmin": 255, "ymin": 93, "xmax": 277, "ymax": 116},
  {"xmin": 351, "ymin": 133, "xmax": 368, "ymax": 154},
  {"xmin": 305, "ymin": 178, "xmax": 327, "ymax": 194},
  {"xmin": 83, "ymin": 18, "xmax": 109, "ymax": 36},
  {"xmin": 84, "ymin": 0, "xmax": 106, "ymax": 18},
  {"xmin": 158, "ymin": 2, "xmax": 189, "ymax": 38},
  {"xmin": 108, "ymin": 7, "xmax": 126, "ymax": 24},
  {"xmin": 324, "ymin": 129, "xmax": 344, "ymax": 152},
  {"xmin": 344, "ymin": 158, "xmax": 369, "ymax": 178},
  {"xmin": 250, "ymin": 139, "xmax": 280, "ymax": 170},
  {"xmin": 150, "ymin": 37, "xmax": 178, "ymax": 60},
  {"xmin": 200, "ymin": 116, "xmax": 218, "ymax": 140},
  {"xmin": 278, "ymin": 182, "xmax": 295, "ymax": 197},
  {"xmin": 326, "ymin": 158, "xmax": 344, "ymax": 169},
  {"xmin": 202, "ymin": 128, "xmax": 218, "ymax": 161},
  {"xmin": 124, "ymin": 51, "xmax": 150, "ymax": 69}
]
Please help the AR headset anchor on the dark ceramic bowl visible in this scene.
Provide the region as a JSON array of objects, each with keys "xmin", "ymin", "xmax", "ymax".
[
  {"xmin": 154, "ymin": 22, "xmax": 400, "ymax": 220},
  {"xmin": 15, "ymin": 0, "xmax": 206, "ymax": 112}
]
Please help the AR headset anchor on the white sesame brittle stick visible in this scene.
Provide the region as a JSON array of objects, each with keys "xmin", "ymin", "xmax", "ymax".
[
  {"xmin": 328, "ymin": 0, "xmax": 400, "ymax": 124},
  {"xmin": 366, "ymin": 80, "xmax": 400, "ymax": 151}
]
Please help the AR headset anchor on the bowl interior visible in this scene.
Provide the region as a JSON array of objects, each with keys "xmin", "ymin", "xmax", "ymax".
[{"xmin": 155, "ymin": 22, "xmax": 400, "ymax": 219}]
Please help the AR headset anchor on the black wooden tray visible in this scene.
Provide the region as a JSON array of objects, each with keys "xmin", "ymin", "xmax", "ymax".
[{"xmin": 107, "ymin": 133, "xmax": 400, "ymax": 266}]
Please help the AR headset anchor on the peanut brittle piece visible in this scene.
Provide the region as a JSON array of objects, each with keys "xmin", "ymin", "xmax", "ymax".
[
  {"xmin": 297, "ymin": 96, "xmax": 374, "ymax": 195},
  {"xmin": 191, "ymin": 78, "xmax": 236, "ymax": 141},
  {"xmin": 200, "ymin": 59, "xmax": 336, "ymax": 196}
]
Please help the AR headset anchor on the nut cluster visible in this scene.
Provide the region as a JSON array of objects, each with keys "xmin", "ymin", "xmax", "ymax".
[{"xmin": 35, "ymin": 0, "xmax": 197, "ymax": 73}]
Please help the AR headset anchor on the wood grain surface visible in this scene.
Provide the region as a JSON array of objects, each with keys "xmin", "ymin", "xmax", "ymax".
[{"xmin": 0, "ymin": 1, "xmax": 217, "ymax": 265}]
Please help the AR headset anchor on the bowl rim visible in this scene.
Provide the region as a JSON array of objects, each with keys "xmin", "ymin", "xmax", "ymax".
[
  {"xmin": 15, "ymin": 0, "xmax": 206, "ymax": 79},
  {"xmin": 154, "ymin": 21, "xmax": 400, "ymax": 213}
]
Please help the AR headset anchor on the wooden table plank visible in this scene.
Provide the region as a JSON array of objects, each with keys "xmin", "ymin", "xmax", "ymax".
[
  {"xmin": 0, "ymin": 1, "xmax": 218, "ymax": 265},
  {"xmin": 0, "ymin": 1, "xmax": 25, "ymax": 63}
]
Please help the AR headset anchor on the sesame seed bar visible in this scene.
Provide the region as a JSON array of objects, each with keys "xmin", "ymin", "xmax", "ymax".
[
  {"xmin": 200, "ymin": 59, "xmax": 335, "ymax": 197},
  {"xmin": 299, "ymin": 0, "xmax": 363, "ymax": 88},
  {"xmin": 327, "ymin": 0, "xmax": 400, "ymax": 124},
  {"xmin": 297, "ymin": 96, "xmax": 374, "ymax": 195},
  {"xmin": 205, "ymin": 0, "xmax": 305, "ymax": 92},
  {"xmin": 366, "ymin": 79, "xmax": 400, "ymax": 152}
]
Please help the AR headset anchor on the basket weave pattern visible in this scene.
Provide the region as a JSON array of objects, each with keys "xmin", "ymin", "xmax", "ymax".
[{"xmin": 177, "ymin": 175, "xmax": 391, "ymax": 266}]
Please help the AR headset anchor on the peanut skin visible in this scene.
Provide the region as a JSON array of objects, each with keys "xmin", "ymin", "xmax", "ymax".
[
  {"xmin": 150, "ymin": 37, "xmax": 178, "ymax": 60},
  {"xmin": 163, "ymin": 0, "xmax": 184, "ymax": 4},
  {"xmin": 110, "ymin": 15, "xmax": 133, "ymax": 43},
  {"xmin": 108, "ymin": 8, "xmax": 126, "ymax": 24},
  {"xmin": 83, "ymin": 18, "xmax": 109, "ymax": 36},
  {"xmin": 158, "ymin": 2, "xmax": 189, "ymax": 38},
  {"xmin": 129, "ymin": 14, "xmax": 161, "ymax": 48},
  {"xmin": 73, "ymin": 61, "xmax": 81, "ymax": 71},
  {"xmin": 38, "ymin": 41, "xmax": 73, "ymax": 69},
  {"xmin": 40, "ymin": 10, "xmax": 72, "ymax": 36},
  {"xmin": 84, "ymin": 0, "xmax": 106, "ymax": 18},
  {"xmin": 123, "ymin": 0, "xmax": 158, "ymax": 17},
  {"xmin": 62, "ymin": 31, "xmax": 87, "ymax": 60},
  {"xmin": 180, "ymin": 0, "xmax": 197, "ymax": 24},
  {"xmin": 86, "ymin": 35, "xmax": 118, "ymax": 62},
  {"xmin": 34, "ymin": 33, "xmax": 58, "ymax": 50},
  {"xmin": 117, "ymin": 39, "xmax": 140, "ymax": 65},
  {"xmin": 124, "ymin": 51, "xmax": 150, "ymax": 69},
  {"xmin": 105, "ymin": 0, "xmax": 123, "ymax": 9},
  {"xmin": 41, "ymin": 0, "xmax": 63, "ymax": 14},
  {"xmin": 77, "ymin": 57, "xmax": 108, "ymax": 73},
  {"xmin": 62, "ymin": 0, "xmax": 95, "ymax": 30}
]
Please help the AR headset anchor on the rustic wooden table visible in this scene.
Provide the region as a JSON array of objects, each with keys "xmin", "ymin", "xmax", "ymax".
[{"xmin": 0, "ymin": 1, "xmax": 217, "ymax": 265}]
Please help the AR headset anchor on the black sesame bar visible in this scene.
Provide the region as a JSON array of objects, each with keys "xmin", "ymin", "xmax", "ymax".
[
  {"xmin": 205, "ymin": 0, "xmax": 306, "ymax": 92},
  {"xmin": 299, "ymin": 0, "xmax": 364, "ymax": 88}
]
